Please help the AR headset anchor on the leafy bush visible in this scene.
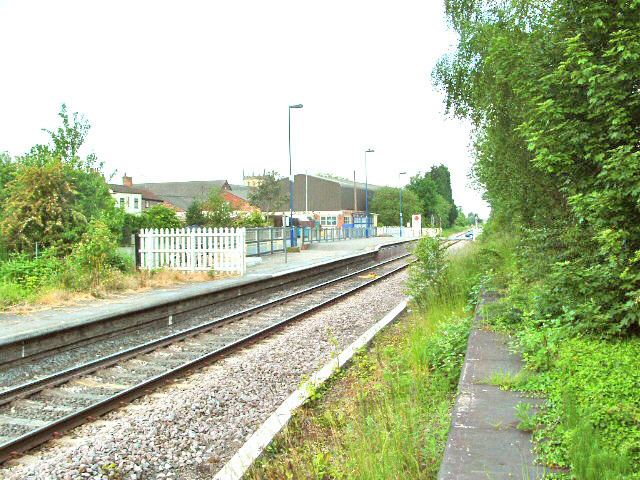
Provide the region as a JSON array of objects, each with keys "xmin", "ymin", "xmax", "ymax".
[
  {"xmin": 407, "ymin": 236, "xmax": 448, "ymax": 302},
  {"xmin": 418, "ymin": 315, "xmax": 471, "ymax": 387},
  {"xmin": 233, "ymin": 210, "xmax": 269, "ymax": 227},
  {"xmin": 139, "ymin": 205, "xmax": 182, "ymax": 229},
  {"xmin": 185, "ymin": 201, "xmax": 206, "ymax": 226},
  {"xmin": 0, "ymin": 250, "xmax": 63, "ymax": 291},
  {"xmin": 64, "ymin": 220, "xmax": 119, "ymax": 289},
  {"xmin": 516, "ymin": 335, "xmax": 640, "ymax": 475},
  {"xmin": 435, "ymin": 1, "xmax": 640, "ymax": 334}
]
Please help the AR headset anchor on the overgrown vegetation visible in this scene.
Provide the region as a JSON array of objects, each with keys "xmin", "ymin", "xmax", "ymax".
[
  {"xmin": 370, "ymin": 164, "xmax": 478, "ymax": 228},
  {"xmin": 479, "ymin": 228, "xmax": 640, "ymax": 478},
  {"xmin": 435, "ymin": 3, "xmax": 639, "ymax": 476},
  {"xmin": 0, "ymin": 106, "xmax": 245, "ymax": 309},
  {"xmin": 435, "ymin": 0, "xmax": 640, "ymax": 335},
  {"xmin": 369, "ymin": 186, "xmax": 422, "ymax": 227},
  {"xmin": 247, "ymin": 237, "xmax": 506, "ymax": 479}
]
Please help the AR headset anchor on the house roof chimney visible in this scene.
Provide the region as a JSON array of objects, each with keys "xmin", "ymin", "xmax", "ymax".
[{"xmin": 122, "ymin": 174, "xmax": 133, "ymax": 187}]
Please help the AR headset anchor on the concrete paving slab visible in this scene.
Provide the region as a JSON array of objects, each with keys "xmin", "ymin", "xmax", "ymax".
[
  {"xmin": 439, "ymin": 295, "xmax": 549, "ymax": 480},
  {"xmin": 0, "ymin": 236, "xmax": 406, "ymax": 347}
]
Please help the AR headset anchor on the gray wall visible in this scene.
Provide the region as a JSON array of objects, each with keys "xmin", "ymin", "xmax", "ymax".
[
  {"xmin": 293, "ymin": 175, "xmax": 341, "ymax": 211},
  {"xmin": 292, "ymin": 174, "xmax": 376, "ymax": 212}
]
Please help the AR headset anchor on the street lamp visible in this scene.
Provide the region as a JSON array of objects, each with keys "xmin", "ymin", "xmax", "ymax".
[
  {"xmin": 399, "ymin": 172, "xmax": 407, "ymax": 237},
  {"xmin": 288, "ymin": 104, "xmax": 303, "ymax": 246},
  {"xmin": 364, "ymin": 148, "xmax": 374, "ymax": 237}
]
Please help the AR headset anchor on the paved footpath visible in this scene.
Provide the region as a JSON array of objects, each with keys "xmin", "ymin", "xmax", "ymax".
[
  {"xmin": 0, "ymin": 236, "xmax": 404, "ymax": 346},
  {"xmin": 439, "ymin": 294, "xmax": 548, "ymax": 479}
]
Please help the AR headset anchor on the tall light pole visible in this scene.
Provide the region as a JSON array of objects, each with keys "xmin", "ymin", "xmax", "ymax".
[
  {"xmin": 364, "ymin": 148, "xmax": 374, "ymax": 237},
  {"xmin": 399, "ymin": 172, "xmax": 407, "ymax": 237},
  {"xmin": 288, "ymin": 104, "xmax": 303, "ymax": 246}
]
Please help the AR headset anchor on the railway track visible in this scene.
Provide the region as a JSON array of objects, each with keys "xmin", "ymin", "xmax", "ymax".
[
  {"xmin": 0, "ymin": 254, "xmax": 412, "ymax": 462},
  {"xmin": 0, "ymin": 239, "xmax": 463, "ymax": 463}
]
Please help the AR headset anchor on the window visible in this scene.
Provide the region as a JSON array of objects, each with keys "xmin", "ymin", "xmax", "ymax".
[
  {"xmin": 134, "ymin": 198, "xmax": 139, "ymax": 209},
  {"xmin": 321, "ymin": 216, "xmax": 337, "ymax": 226},
  {"xmin": 119, "ymin": 198, "xmax": 124, "ymax": 208},
  {"xmin": 343, "ymin": 216, "xmax": 351, "ymax": 225}
]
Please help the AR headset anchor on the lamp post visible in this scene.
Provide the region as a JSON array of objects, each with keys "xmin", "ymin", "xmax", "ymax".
[
  {"xmin": 288, "ymin": 104, "xmax": 303, "ymax": 246},
  {"xmin": 399, "ymin": 172, "xmax": 407, "ymax": 237},
  {"xmin": 364, "ymin": 148, "xmax": 374, "ymax": 237}
]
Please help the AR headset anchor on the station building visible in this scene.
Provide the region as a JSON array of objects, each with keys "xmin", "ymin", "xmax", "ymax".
[{"xmin": 272, "ymin": 174, "xmax": 380, "ymax": 228}]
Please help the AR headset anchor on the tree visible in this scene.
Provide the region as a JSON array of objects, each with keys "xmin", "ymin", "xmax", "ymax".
[
  {"xmin": 0, "ymin": 157, "xmax": 82, "ymax": 253},
  {"xmin": 140, "ymin": 205, "xmax": 182, "ymax": 229},
  {"xmin": 185, "ymin": 201, "xmax": 206, "ymax": 226},
  {"xmin": 370, "ymin": 187, "xmax": 422, "ymax": 227},
  {"xmin": 0, "ymin": 105, "xmax": 117, "ymax": 253},
  {"xmin": 0, "ymin": 152, "xmax": 15, "ymax": 193},
  {"xmin": 203, "ymin": 190, "xmax": 233, "ymax": 227},
  {"xmin": 455, "ymin": 208, "xmax": 468, "ymax": 227},
  {"xmin": 30, "ymin": 104, "xmax": 115, "ymax": 230},
  {"xmin": 248, "ymin": 171, "xmax": 288, "ymax": 212},
  {"xmin": 467, "ymin": 212, "xmax": 480, "ymax": 225},
  {"xmin": 407, "ymin": 172, "xmax": 452, "ymax": 227},
  {"xmin": 434, "ymin": 0, "xmax": 640, "ymax": 333}
]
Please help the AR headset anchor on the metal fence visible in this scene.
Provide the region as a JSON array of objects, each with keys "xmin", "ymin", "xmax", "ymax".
[{"xmin": 245, "ymin": 226, "xmax": 377, "ymax": 257}]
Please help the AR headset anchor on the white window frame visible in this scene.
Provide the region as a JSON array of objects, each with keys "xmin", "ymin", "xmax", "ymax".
[{"xmin": 321, "ymin": 216, "xmax": 337, "ymax": 226}]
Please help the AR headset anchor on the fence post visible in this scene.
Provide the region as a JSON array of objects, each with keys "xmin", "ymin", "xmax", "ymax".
[
  {"xmin": 189, "ymin": 228, "xmax": 196, "ymax": 272},
  {"xmin": 270, "ymin": 227, "xmax": 274, "ymax": 255}
]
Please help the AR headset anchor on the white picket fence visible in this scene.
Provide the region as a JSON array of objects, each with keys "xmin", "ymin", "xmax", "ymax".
[
  {"xmin": 377, "ymin": 226, "xmax": 441, "ymax": 238},
  {"xmin": 138, "ymin": 227, "xmax": 246, "ymax": 274}
]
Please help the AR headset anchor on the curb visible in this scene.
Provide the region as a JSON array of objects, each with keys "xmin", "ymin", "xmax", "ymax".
[{"xmin": 213, "ymin": 298, "xmax": 410, "ymax": 480}]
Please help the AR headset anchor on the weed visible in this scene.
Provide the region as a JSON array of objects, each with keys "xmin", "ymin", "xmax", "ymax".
[
  {"xmin": 515, "ymin": 402, "xmax": 536, "ymax": 432},
  {"xmin": 99, "ymin": 463, "xmax": 123, "ymax": 479},
  {"xmin": 247, "ymin": 240, "xmax": 488, "ymax": 480},
  {"xmin": 485, "ymin": 369, "xmax": 531, "ymax": 390}
]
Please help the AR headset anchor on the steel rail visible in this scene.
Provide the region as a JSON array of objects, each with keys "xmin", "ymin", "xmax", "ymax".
[
  {"xmin": 0, "ymin": 253, "xmax": 411, "ymax": 408},
  {"xmin": 0, "ymin": 238, "xmax": 463, "ymax": 462},
  {"xmin": 0, "ymin": 257, "xmax": 414, "ymax": 462}
]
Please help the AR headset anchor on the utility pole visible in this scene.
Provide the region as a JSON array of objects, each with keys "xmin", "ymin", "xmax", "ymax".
[
  {"xmin": 353, "ymin": 170, "xmax": 357, "ymax": 213},
  {"xmin": 288, "ymin": 104, "xmax": 303, "ymax": 246},
  {"xmin": 364, "ymin": 149, "xmax": 374, "ymax": 237}
]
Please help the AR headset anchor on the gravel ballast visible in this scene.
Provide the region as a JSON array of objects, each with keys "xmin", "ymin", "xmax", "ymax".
[{"xmin": 1, "ymin": 270, "xmax": 408, "ymax": 480}]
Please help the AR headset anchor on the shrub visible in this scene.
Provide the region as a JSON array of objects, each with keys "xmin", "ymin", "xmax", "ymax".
[
  {"xmin": 0, "ymin": 250, "xmax": 63, "ymax": 291},
  {"xmin": 234, "ymin": 210, "xmax": 269, "ymax": 227},
  {"xmin": 140, "ymin": 205, "xmax": 182, "ymax": 229},
  {"xmin": 65, "ymin": 220, "xmax": 119, "ymax": 289},
  {"xmin": 407, "ymin": 236, "xmax": 448, "ymax": 302}
]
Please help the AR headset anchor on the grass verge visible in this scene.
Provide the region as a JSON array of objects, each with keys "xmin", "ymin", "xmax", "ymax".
[
  {"xmin": 481, "ymin": 233, "xmax": 640, "ymax": 479},
  {"xmin": 0, "ymin": 269, "xmax": 233, "ymax": 313},
  {"xmin": 246, "ymin": 238, "xmax": 506, "ymax": 479}
]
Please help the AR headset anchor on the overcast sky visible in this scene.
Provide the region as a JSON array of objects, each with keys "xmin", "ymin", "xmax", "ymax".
[{"xmin": 0, "ymin": 0, "xmax": 490, "ymax": 218}]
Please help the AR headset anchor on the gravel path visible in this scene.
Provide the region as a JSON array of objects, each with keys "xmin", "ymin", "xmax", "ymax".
[{"xmin": 1, "ymin": 270, "xmax": 408, "ymax": 480}]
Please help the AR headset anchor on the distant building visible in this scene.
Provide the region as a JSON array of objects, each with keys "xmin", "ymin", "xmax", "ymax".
[
  {"xmin": 135, "ymin": 179, "xmax": 254, "ymax": 212},
  {"xmin": 109, "ymin": 175, "xmax": 165, "ymax": 214},
  {"xmin": 134, "ymin": 180, "xmax": 232, "ymax": 211},
  {"xmin": 271, "ymin": 174, "xmax": 380, "ymax": 228}
]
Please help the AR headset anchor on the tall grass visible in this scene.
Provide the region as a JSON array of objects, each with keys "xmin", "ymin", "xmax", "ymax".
[{"xmin": 249, "ymin": 237, "xmax": 509, "ymax": 479}]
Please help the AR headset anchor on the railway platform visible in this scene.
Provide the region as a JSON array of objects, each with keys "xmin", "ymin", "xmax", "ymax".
[{"xmin": 0, "ymin": 236, "xmax": 409, "ymax": 363}]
